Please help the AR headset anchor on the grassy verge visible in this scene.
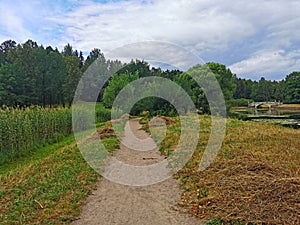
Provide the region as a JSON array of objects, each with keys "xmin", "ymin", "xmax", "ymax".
[
  {"xmin": 0, "ymin": 135, "xmax": 75, "ymax": 175},
  {"xmin": 159, "ymin": 115, "xmax": 300, "ymax": 224},
  {"xmin": 0, "ymin": 122, "xmax": 119, "ymax": 225}
]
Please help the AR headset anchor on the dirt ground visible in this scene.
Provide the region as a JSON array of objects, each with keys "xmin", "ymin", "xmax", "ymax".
[{"xmin": 72, "ymin": 119, "xmax": 204, "ymax": 225}]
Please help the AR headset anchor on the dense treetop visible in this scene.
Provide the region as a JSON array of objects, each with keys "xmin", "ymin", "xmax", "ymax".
[{"xmin": 0, "ymin": 39, "xmax": 299, "ymax": 111}]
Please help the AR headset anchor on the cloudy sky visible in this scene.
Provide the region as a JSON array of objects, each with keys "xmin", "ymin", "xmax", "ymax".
[{"xmin": 0, "ymin": 0, "xmax": 299, "ymax": 80}]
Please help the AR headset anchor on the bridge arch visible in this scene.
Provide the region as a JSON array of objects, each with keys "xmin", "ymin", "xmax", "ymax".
[{"xmin": 248, "ymin": 101, "xmax": 282, "ymax": 109}]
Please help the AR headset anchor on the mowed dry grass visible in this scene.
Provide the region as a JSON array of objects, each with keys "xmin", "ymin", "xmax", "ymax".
[{"xmin": 160, "ymin": 115, "xmax": 300, "ymax": 224}]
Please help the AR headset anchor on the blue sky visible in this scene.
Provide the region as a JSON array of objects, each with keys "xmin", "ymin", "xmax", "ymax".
[{"xmin": 0, "ymin": 0, "xmax": 299, "ymax": 80}]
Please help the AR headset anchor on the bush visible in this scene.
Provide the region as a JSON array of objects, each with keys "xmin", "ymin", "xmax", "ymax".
[
  {"xmin": 229, "ymin": 98, "xmax": 252, "ymax": 107},
  {"xmin": 95, "ymin": 103, "xmax": 111, "ymax": 122}
]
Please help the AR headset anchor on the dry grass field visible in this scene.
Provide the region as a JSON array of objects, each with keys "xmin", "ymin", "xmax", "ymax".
[{"xmin": 160, "ymin": 115, "xmax": 300, "ymax": 224}]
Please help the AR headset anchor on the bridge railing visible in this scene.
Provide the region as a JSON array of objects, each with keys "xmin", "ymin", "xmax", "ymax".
[{"xmin": 248, "ymin": 101, "xmax": 282, "ymax": 108}]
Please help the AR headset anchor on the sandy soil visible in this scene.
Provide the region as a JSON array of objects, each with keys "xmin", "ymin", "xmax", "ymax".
[{"xmin": 72, "ymin": 118, "xmax": 204, "ymax": 225}]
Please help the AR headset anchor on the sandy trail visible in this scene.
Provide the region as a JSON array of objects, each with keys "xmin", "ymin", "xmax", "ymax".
[{"xmin": 72, "ymin": 118, "xmax": 204, "ymax": 225}]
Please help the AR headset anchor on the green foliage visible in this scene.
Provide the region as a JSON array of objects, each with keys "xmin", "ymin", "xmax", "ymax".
[
  {"xmin": 0, "ymin": 63, "xmax": 19, "ymax": 105},
  {"xmin": 132, "ymin": 97, "xmax": 179, "ymax": 117},
  {"xmin": 103, "ymin": 71, "xmax": 139, "ymax": 108},
  {"xmin": 233, "ymin": 76, "xmax": 286, "ymax": 103},
  {"xmin": 82, "ymin": 48, "xmax": 105, "ymax": 71},
  {"xmin": 1, "ymin": 38, "xmax": 299, "ymax": 116},
  {"xmin": 185, "ymin": 64, "xmax": 228, "ymax": 114},
  {"xmin": 1, "ymin": 40, "xmax": 69, "ymax": 106},
  {"xmin": 44, "ymin": 50, "xmax": 67, "ymax": 106},
  {"xmin": 233, "ymin": 77, "xmax": 253, "ymax": 99},
  {"xmin": 206, "ymin": 62, "xmax": 236, "ymax": 112},
  {"xmin": 229, "ymin": 98, "xmax": 252, "ymax": 107},
  {"xmin": 63, "ymin": 55, "xmax": 83, "ymax": 105},
  {"xmin": 284, "ymin": 71, "xmax": 300, "ymax": 103},
  {"xmin": 116, "ymin": 59, "xmax": 152, "ymax": 77},
  {"xmin": 174, "ymin": 72, "xmax": 204, "ymax": 110},
  {"xmin": 0, "ymin": 106, "xmax": 72, "ymax": 165},
  {"xmin": 102, "ymin": 62, "xmax": 235, "ymax": 116},
  {"xmin": 0, "ymin": 40, "xmax": 122, "ymax": 107},
  {"xmin": 95, "ymin": 103, "xmax": 111, "ymax": 122},
  {"xmin": 251, "ymin": 77, "xmax": 272, "ymax": 101}
]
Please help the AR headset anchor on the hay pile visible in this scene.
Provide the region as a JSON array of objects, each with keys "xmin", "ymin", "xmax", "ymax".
[
  {"xmin": 97, "ymin": 127, "xmax": 116, "ymax": 139},
  {"xmin": 158, "ymin": 115, "xmax": 176, "ymax": 125},
  {"xmin": 86, "ymin": 125, "xmax": 116, "ymax": 142}
]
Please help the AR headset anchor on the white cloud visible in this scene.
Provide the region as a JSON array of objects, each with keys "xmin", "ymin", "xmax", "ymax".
[
  {"xmin": 0, "ymin": 0, "xmax": 299, "ymax": 80},
  {"xmin": 0, "ymin": 0, "xmax": 82, "ymax": 47},
  {"xmin": 50, "ymin": 0, "xmax": 255, "ymax": 53},
  {"xmin": 0, "ymin": 2, "xmax": 32, "ymax": 42},
  {"xmin": 229, "ymin": 49, "xmax": 300, "ymax": 80},
  {"xmin": 44, "ymin": 0, "xmax": 300, "ymax": 80},
  {"xmin": 106, "ymin": 41, "xmax": 204, "ymax": 70}
]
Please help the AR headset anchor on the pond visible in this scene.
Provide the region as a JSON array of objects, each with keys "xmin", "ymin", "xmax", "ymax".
[{"xmin": 232, "ymin": 104, "xmax": 300, "ymax": 129}]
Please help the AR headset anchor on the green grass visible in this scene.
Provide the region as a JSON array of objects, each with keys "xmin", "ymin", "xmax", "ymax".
[
  {"xmin": 0, "ymin": 122, "xmax": 119, "ymax": 225},
  {"xmin": 0, "ymin": 135, "xmax": 75, "ymax": 175}
]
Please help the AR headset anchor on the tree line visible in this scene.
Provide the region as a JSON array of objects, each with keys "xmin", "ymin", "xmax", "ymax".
[
  {"xmin": 233, "ymin": 74, "xmax": 300, "ymax": 104},
  {"xmin": 0, "ymin": 39, "xmax": 299, "ymax": 112},
  {"xmin": 0, "ymin": 39, "xmax": 121, "ymax": 107}
]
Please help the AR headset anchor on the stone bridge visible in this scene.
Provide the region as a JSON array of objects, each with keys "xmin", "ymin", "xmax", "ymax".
[{"xmin": 248, "ymin": 101, "xmax": 282, "ymax": 109}]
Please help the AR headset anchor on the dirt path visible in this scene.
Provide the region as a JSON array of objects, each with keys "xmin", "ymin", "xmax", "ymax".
[{"xmin": 72, "ymin": 118, "xmax": 204, "ymax": 225}]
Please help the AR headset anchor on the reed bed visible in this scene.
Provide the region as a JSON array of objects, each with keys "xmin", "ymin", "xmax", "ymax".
[{"xmin": 0, "ymin": 106, "xmax": 72, "ymax": 162}]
